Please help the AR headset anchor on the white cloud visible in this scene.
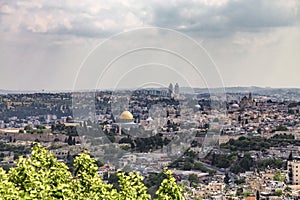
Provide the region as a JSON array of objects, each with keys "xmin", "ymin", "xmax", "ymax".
[{"xmin": 0, "ymin": 4, "xmax": 15, "ymax": 14}]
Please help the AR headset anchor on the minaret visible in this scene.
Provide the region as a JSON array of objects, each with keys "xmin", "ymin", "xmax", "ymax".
[
  {"xmin": 174, "ymin": 83, "xmax": 179, "ymax": 95},
  {"xmin": 249, "ymin": 92, "xmax": 253, "ymax": 102},
  {"xmin": 168, "ymin": 83, "xmax": 173, "ymax": 95}
]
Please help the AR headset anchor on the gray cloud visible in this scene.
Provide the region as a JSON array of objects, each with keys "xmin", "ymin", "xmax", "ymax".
[{"xmin": 151, "ymin": 0, "xmax": 300, "ymax": 37}]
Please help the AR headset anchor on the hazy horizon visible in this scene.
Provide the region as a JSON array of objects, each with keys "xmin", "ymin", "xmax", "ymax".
[{"xmin": 1, "ymin": 85, "xmax": 300, "ymax": 94}]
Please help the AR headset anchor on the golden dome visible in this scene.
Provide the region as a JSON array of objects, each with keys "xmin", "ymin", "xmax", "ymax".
[{"xmin": 119, "ymin": 111, "xmax": 133, "ymax": 120}]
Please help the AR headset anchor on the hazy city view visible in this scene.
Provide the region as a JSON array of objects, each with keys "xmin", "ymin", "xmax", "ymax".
[{"xmin": 1, "ymin": 0, "xmax": 300, "ymax": 199}]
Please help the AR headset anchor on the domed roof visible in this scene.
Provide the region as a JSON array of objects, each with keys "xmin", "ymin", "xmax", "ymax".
[
  {"xmin": 146, "ymin": 117, "xmax": 153, "ymax": 121},
  {"xmin": 231, "ymin": 103, "xmax": 240, "ymax": 108},
  {"xmin": 119, "ymin": 111, "xmax": 133, "ymax": 120}
]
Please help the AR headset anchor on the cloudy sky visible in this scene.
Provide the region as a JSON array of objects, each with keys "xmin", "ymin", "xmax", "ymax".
[{"xmin": 0, "ymin": 0, "xmax": 299, "ymax": 91}]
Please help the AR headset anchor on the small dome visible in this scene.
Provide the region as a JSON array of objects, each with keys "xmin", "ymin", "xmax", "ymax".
[
  {"xmin": 119, "ymin": 111, "xmax": 133, "ymax": 120},
  {"xmin": 66, "ymin": 116, "xmax": 73, "ymax": 120},
  {"xmin": 231, "ymin": 103, "xmax": 240, "ymax": 108},
  {"xmin": 146, "ymin": 117, "xmax": 153, "ymax": 121}
]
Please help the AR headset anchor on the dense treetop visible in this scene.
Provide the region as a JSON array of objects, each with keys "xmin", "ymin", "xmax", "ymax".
[{"xmin": 0, "ymin": 143, "xmax": 183, "ymax": 200}]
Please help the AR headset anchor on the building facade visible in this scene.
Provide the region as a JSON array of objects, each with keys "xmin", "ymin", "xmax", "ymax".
[{"xmin": 288, "ymin": 160, "xmax": 300, "ymax": 185}]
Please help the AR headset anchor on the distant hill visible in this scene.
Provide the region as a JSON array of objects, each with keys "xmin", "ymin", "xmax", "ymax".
[
  {"xmin": 0, "ymin": 89, "xmax": 73, "ymax": 95},
  {"xmin": 180, "ymin": 86, "xmax": 300, "ymax": 101},
  {"xmin": 2, "ymin": 87, "xmax": 300, "ymax": 100}
]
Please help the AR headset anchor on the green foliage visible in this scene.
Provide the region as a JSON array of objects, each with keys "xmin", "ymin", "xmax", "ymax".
[
  {"xmin": 234, "ymin": 178, "xmax": 245, "ymax": 185},
  {"xmin": 8, "ymin": 143, "xmax": 72, "ymax": 199},
  {"xmin": 183, "ymin": 162, "xmax": 193, "ymax": 170},
  {"xmin": 193, "ymin": 162, "xmax": 208, "ymax": 172},
  {"xmin": 0, "ymin": 167, "xmax": 19, "ymax": 199},
  {"xmin": 117, "ymin": 171, "xmax": 150, "ymax": 200},
  {"xmin": 272, "ymin": 125, "xmax": 288, "ymax": 132},
  {"xmin": 210, "ymin": 151, "xmax": 285, "ymax": 174},
  {"xmin": 272, "ymin": 133, "xmax": 294, "ymax": 140},
  {"xmin": 144, "ymin": 172, "xmax": 166, "ymax": 188},
  {"xmin": 273, "ymin": 170, "xmax": 286, "ymax": 182},
  {"xmin": 236, "ymin": 187, "xmax": 243, "ymax": 196},
  {"xmin": 169, "ymin": 150, "xmax": 209, "ymax": 172},
  {"xmin": 208, "ymin": 169, "xmax": 216, "ymax": 176},
  {"xmin": 24, "ymin": 125, "xmax": 33, "ymax": 131},
  {"xmin": 70, "ymin": 151, "xmax": 115, "ymax": 199},
  {"xmin": 218, "ymin": 135, "xmax": 292, "ymax": 174},
  {"xmin": 155, "ymin": 168, "xmax": 183, "ymax": 200},
  {"xmin": 213, "ymin": 154, "xmax": 233, "ymax": 168},
  {"xmin": 0, "ymin": 142, "xmax": 30, "ymax": 158},
  {"xmin": 243, "ymin": 191, "xmax": 251, "ymax": 197},
  {"xmin": 274, "ymin": 189, "xmax": 283, "ymax": 196},
  {"xmin": 143, "ymin": 172, "xmax": 167, "ymax": 197},
  {"xmin": 51, "ymin": 123, "xmax": 78, "ymax": 136},
  {"xmin": 0, "ymin": 143, "xmax": 184, "ymax": 199},
  {"xmin": 188, "ymin": 174, "xmax": 199, "ymax": 187},
  {"xmin": 288, "ymin": 101, "xmax": 300, "ymax": 108},
  {"xmin": 130, "ymin": 133, "xmax": 170, "ymax": 153},
  {"xmin": 221, "ymin": 134, "xmax": 299, "ymax": 151},
  {"xmin": 230, "ymin": 153, "xmax": 254, "ymax": 174},
  {"xmin": 257, "ymin": 158, "xmax": 285, "ymax": 170}
]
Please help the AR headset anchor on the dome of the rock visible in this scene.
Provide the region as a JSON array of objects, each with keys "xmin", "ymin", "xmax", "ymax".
[{"xmin": 119, "ymin": 111, "xmax": 133, "ymax": 120}]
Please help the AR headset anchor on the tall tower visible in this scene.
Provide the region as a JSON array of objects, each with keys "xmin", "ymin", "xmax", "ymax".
[
  {"xmin": 249, "ymin": 92, "xmax": 253, "ymax": 102},
  {"xmin": 174, "ymin": 83, "xmax": 179, "ymax": 95},
  {"xmin": 168, "ymin": 83, "xmax": 173, "ymax": 95}
]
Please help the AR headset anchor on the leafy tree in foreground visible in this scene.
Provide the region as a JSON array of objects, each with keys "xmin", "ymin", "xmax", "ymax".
[
  {"xmin": 0, "ymin": 143, "xmax": 184, "ymax": 199},
  {"xmin": 117, "ymin": 171, "xmax": 150, "ymax": 200},
  {"xmin": 155, "ymin": 168, "xmax": 184, "ymax": 200},
  {"xmin": 8, "ymin": 143, "xmax": 72, "ymax": 199},
  {"xmin": 71, "ymin": 151, "xmax": 116, "ymax": 199},
  {"xmin": 0, "ymin": 167, "xmax": 19, "ymax": 199}
]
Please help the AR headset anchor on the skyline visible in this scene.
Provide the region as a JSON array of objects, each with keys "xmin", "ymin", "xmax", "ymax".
[
  {"xmin": 1, "ymin": 85, "xmax": 300, "ymax": 95},
  {"xmin": 0, "ymin": 0, "xmax": 300, "ymax": 90}
]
